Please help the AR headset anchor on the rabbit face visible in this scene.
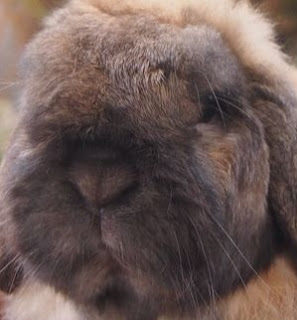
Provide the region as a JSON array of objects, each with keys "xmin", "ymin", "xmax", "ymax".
[{"xmin": 1, "ymin": 1, "xmax": 297, "ymax": 319}]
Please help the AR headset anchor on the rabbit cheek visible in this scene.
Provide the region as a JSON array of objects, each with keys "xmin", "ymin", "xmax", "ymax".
[
  {"xmin": 176, "ymin": 122, "xmax": 275, "ymax": 305},
  {"xmin": 95, "ymin": 124, "xmax": 274, "ymax": 315}
]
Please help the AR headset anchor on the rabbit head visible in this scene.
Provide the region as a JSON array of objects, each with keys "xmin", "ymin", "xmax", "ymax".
[{"xmin": 0, "ymin": 0, "xmax": 297, "ymax": 319}]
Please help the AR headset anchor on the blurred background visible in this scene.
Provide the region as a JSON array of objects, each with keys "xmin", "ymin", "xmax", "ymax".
[{"xmin": 0, "ymin": 0, "xmax": 297, "ymax": 159}]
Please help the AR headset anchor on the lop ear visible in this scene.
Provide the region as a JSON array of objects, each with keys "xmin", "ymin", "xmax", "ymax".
[{"xmin": 252, "ymin": 79, "xmax": 297, "ymax": 251}]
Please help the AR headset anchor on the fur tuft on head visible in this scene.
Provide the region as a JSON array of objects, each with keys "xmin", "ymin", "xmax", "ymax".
[{"xmin": 68, "ymin": 0, "xmax": 295, "ymax": 86}]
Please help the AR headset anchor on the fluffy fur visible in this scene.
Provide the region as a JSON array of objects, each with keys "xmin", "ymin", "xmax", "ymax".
[
  {"xmin": 4, "ymin": 258, "xmax": 297, "ymax": 320},
  {"xmin": 3, "ymin": 282, "xmax": 82, "ymax": 320},
  {"xmin": 70, "ymin": 0, "xmax": 296, "ymax": 85},
  {"xmin": 1, "ymin": 0, "xmax": 297, "ymax": 319}
]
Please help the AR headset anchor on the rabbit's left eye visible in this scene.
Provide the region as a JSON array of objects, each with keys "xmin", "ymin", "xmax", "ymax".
[{"xmin": 200, "ymin": 92, "xmax": 228, "ymax": 123}]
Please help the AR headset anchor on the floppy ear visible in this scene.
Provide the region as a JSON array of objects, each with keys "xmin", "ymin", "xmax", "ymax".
[{"xmin": 252, "ymin": 78, "xmax": 297, "ymax": 251}]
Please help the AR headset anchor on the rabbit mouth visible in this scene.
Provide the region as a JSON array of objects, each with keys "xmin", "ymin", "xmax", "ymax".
[{"xmin": 70, "ymin": 250, "xmax": 161, "ymax": 319}]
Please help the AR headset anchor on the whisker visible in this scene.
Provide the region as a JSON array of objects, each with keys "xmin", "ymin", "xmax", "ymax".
[
  {"xmin": 8, "ymin": 263, "xmax": 23, "ymax": 293},
  {"xmin": 208, "ymin": 213, "xmax": 271, "ymax": 290},
  {"xmin": 220, "ymin": 97, "xmax": 256, "ymax": 123},
  {"xmin": 173, "ymin": 229, "xmax": 186, "ymax": 290},
  {"xmin": 201, "ymin": 74, "xmax": 227, "ymax": 130},
  {"xmin": 224, "ymin": 96, "xmax": 279, "ymax": 127},
  {"xmin": 194, "ymin": 83, "xmax": 201, "ymax": 108},
  {"xmin": 214, "ymin": 235, "xmax": 248, "ymax": 292},
  {"xmin": 187, "ymin": 214, "xmax": 216, "ymax": 303},
  {"xmin": 0, "ymin": 253, "xmax": 20, "ymax": 275}
]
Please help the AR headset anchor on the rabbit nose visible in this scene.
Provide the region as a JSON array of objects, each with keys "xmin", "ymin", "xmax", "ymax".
[
  {"xmin": 69, "ymin": 146, "xmax": 137, "ymax": 208},
  {"xmin": 71, "ymin": 162, "xmax": 136, "ymax": 207}
]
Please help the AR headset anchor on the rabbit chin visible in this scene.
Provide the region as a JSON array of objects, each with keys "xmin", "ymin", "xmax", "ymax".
[{"xmin": 3, "ymin": 258, "xmax": 297, "ymax": 320}]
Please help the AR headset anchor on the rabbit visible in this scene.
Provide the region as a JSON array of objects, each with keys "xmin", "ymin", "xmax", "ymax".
[{"xmin": 0, "ymin": 0, "xmax": 297, "ymax": 319}]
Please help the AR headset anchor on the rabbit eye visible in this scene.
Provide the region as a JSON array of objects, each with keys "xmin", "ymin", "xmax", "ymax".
[{"xmin": 200, "ymin": 92, "xmax": 224, "ymax": 123}]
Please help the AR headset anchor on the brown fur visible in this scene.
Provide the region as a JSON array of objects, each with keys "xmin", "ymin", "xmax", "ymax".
[
  {"xmin": 220, "ymin": 258, "xmax": 297, "ymax": 320},
  {"xmin": 1, "ymin": 0, "xmax": 297, "ymax": 319}
]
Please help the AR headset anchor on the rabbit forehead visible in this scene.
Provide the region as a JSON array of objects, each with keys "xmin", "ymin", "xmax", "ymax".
[
  {"xmin": 20, "ymin": 10, "xmax": 245, "ymax": 126},
  {"xmin": 87, "ymin": 16, "xmax": 244, "ymax": 92},
  {"xmin": 71, "ymin": 0, "xmax": 294, "ymax": 86},
  {"xmin": 34, "ymin": 10, "xmax": 242, "ymax": 88}
]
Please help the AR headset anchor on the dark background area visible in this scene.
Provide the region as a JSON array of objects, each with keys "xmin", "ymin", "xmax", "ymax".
[{"xmin": 0, "ymin": 0, "xmax": 297, "ymax": 158}]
